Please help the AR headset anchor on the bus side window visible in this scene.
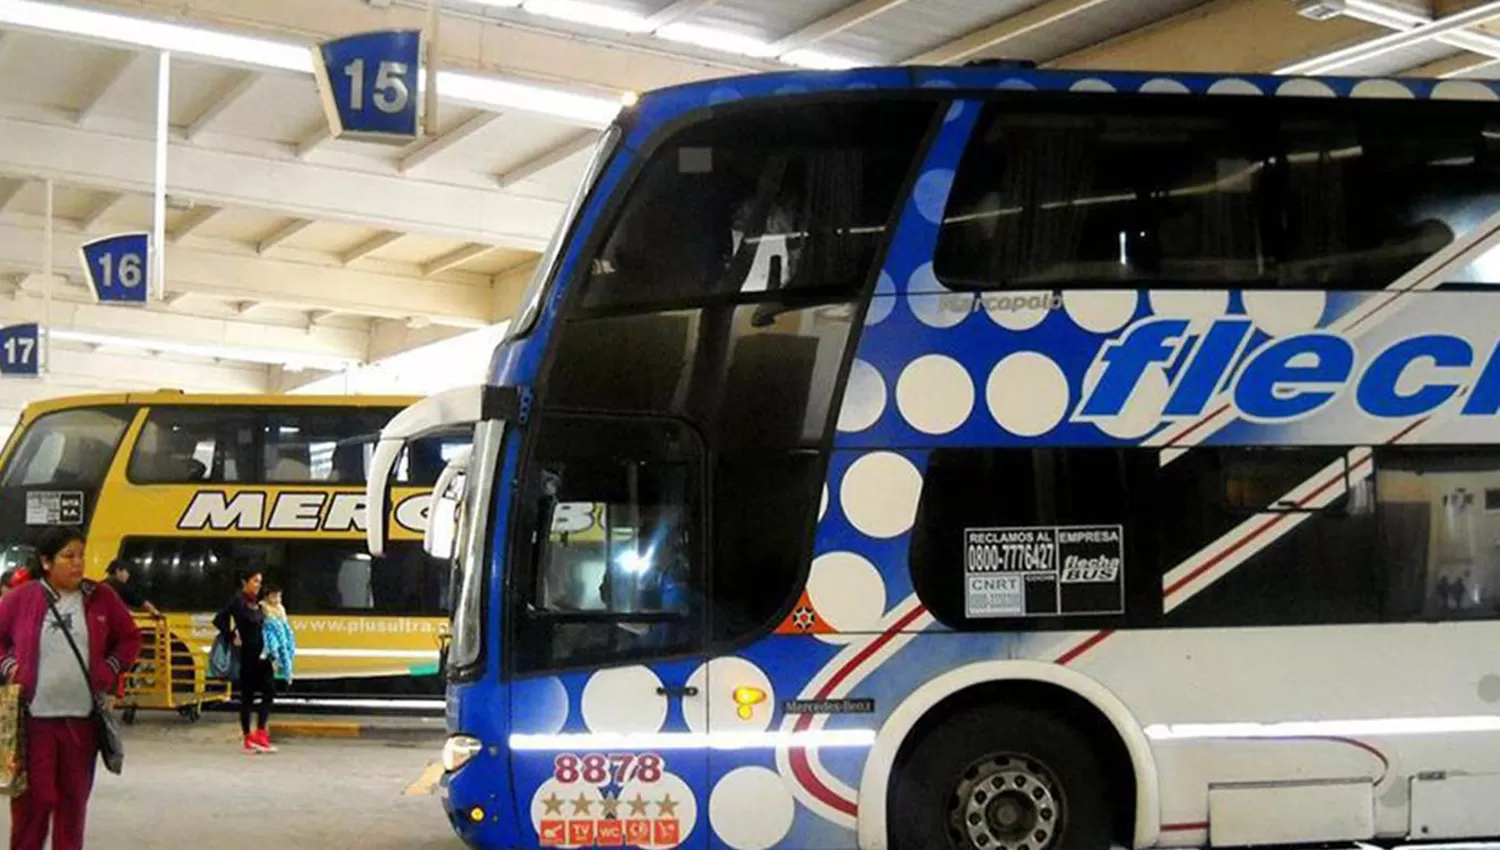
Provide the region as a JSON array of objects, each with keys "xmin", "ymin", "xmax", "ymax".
[
  {"xmin": 1, "ymin": 408, "xmax": 133, "ymax": 488},
  {"xmin": 1377, "ymin": 449, "xmax": 1500, "ymax": 622},
  {"xmin": 263, "ymin": 409, "xmax": 393, "ymax": 484},
  {"xmin": 129, "ymin": 409, "xmax": 257, "ymax": 484}
]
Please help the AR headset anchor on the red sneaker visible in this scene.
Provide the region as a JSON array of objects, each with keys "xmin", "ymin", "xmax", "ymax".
[
  {"xmin": 242, "ymin": 734, "xmax": 260, "ymax": 755},
  {"xmin": 252, "ymin": 729, "xmax": 278, "ymax": 753}
]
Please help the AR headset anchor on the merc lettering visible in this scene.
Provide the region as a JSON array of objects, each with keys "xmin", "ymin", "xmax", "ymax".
[
  {"xmin": 177, "ymin": 491, "xmax": 430, "ymax": 534},
  {"xmin": 1076, "ymin": 319, "xmax": 1500, "ymax": 424}
]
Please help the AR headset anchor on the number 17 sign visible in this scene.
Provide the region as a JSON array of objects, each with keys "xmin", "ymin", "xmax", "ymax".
[{"xmin": 0, "ymin": 324, "xmax": 40, "ymax": 377}]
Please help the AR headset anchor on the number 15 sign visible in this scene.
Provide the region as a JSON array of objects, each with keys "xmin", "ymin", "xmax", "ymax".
[{"xmin": 313, "ymin": 29, "xmax": 422, "ymax": 141}]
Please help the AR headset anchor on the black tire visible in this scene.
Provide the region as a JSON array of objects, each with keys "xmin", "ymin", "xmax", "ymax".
[
  {"xmin": 890, "ymin": 705, "xmax": 1113, "ymax": 850},
  {"xmin": 178, "ymin": 704, "xmax": 202, "ymax": 723}
]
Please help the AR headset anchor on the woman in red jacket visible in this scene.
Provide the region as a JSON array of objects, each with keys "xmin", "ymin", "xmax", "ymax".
[{"xmin": 0, "ymin": 526, "xmax": 141, "ymax": 850}]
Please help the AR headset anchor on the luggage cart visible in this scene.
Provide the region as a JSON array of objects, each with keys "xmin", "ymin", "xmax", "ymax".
[{"xmin": 118, "ymin": 614, "xmax": 231, "ymax": 725}]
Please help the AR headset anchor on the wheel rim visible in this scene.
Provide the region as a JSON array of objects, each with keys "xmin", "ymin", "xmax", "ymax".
[{"xmin": 947, "ymin": 753, "xmax": 1063, "ymax": 850}]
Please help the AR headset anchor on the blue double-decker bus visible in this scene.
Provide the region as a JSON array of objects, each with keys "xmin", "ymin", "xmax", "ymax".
[{"xmin": 367, "ymin": 64, "xmax": 1500, "ymax": 850}]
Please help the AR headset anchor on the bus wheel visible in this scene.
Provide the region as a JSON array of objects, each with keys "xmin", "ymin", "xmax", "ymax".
[{"xmin": 891, "ymin": 705, "xmax": 1111, "ymax": 850}]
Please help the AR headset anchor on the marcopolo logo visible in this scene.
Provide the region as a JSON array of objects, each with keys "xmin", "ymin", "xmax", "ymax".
[
  {"xmin": 1074, "ymin": 317, "xmax": 1500, "ymax": 424},
  {"xmin": 940, "ymin": 291, "xmax": 1065, "ymax": 316}
]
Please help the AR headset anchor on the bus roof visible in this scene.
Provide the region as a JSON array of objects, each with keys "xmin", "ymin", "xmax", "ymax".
[
  {"xmin": 624, "ymin": 64, "xmax": 1500, "ymax": 146},
  {"xmin": 18, "ymin": 391, "xmax": 422, "ymax": 421}
]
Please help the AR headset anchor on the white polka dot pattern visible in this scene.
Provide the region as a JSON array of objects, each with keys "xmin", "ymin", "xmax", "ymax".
[
  {"xmin": 841, "ymin": 452, "xmax": 923, "ymax": 538},
  {"xmin": 1245, "ymin": 290, "xmax": 1325, "ymax": 336},
  {"xmin": 837, "ymin": 359, "xmax": 886, "ymax": 433},
  {"xmin": 580, "ymin": 666, "xmax": 665, "ymax": 734},
  {"xmin": 710, "ymin": 768, "xmax": 795, "ymax": 850},
  {"xmin": 987, "ymin": 353, "xmax": 1070, "ymax": 437},
  {"xmin": 897, "ymin": 354, "xmax": 974, "ymax": 435},
  {"xmin": 806, "ymin": 552, "xmax": 886, "ymax": 642},
  {"xmin": 1063, "ymin": 290, "xmax": 1138, "ymax": 334}
]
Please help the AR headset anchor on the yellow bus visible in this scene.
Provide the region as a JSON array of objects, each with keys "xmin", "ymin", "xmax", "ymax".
[{"xmin": 0, "ymin": 391, "xmax": 467, "ymax": 703}]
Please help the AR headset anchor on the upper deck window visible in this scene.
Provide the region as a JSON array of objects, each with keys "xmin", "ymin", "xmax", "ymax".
[
  {"xmin": 1, "ymin": 407, "xmax": 132, "ymax": 488},
  {"xmin": 129, "ymin": 409, "xmax": 258, "ymax": 484},
  {"xmin": 263, "ymin": 410, "xmax": 390, "ymax": 485},
  {"xmin": 578, "ymin": 99, "xmax": 937, "ymax": 312},
  {"xmin": 936, "ymin": 94, "xmax": 1500, "ymax": 291}
]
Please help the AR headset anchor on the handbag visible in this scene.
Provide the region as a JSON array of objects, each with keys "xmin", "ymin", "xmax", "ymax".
[
  {"xmin": 44, "ymin": 588, "xmax": 124, "ymax": 775},
  {"xmin": 208, "ymin": 633, "xmax": 239, "ymax": 681},
  {"xmin": 0, "ymin": 683, "xmax": 26, "ymax": 796}
]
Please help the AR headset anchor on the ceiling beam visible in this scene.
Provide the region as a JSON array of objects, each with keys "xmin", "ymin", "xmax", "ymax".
[
  {"xmin": 185, "ymin": 71, "xmax": 262, "ymax": 143},
  {"xmin": 295, "ymin": 126, "xmax": 333, "ymax": 160},
  {"xmin": 770, "ymin": 0, "xmax": 911, "ymax": 54},
  {"xmin": 340, "ymin": 231, "xmax": 405, "ymax": 266},
  {"xmin": 78, "ymin": 192, "xmax": 126, "ymax": 233},
  {"xmin": 257, "ymin": 218, "xmax": 315, "ymax": 255},
  {"xmin": 496, "ymin": 130, "xmax": 598, "ymax": 189},
  {"xmin": 0, "ymin": 110, "xmax": 554, "ymax": 250},
  {"xmin": 905, "ymin": 0, "xmax": 1120, "ymax": 65},
  {"xmin": 0, "ymin": 346, "xmax": 268, "ymax": 407},
  {"xmin": 0, "ymin": 180, "xmax": 24, "ymax": 216},
  {"xmin": 1050, "ymin": 0, "xmax": 1383, "ymax": 73},
  {"xmin": 1, "ymin": 273, "xmax": 365, "ymax": 367},
  {"xmin": 1282, "ymin": 0, "xmax": 1500, "ymax": 73},
  {"xmin": 0, "ymin": 215, "xmax": 492, "ymax": 328},
  {"xmin": 1401, "ymin": 49, "xmax": 1497, "ymax": 75},
  {"xmin": 0, "ymin": 32, "xmax": 18, "ymax": 67},
  {"xmin": 644, "ymin": 0, "xmax": 723, "ymax": 30},
  {"xmin": 421, "ymin": 243, "xmax": 493, "ymax": 277},
  {"xmin": 76, "ymin": 50, "xmax": 152, "ymax": 127},
  {"xmin": 400, "ymin": 111, "xmax": 501, "ymax": 175},
  {"xmin": 168, "ymin": 205, "xmax": 221, "ymax": 244}
]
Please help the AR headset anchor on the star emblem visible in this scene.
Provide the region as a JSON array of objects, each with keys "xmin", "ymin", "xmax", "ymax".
[
  {"xmin": 656, "ymin": 793, "xmax": 679, "ymax": 818},
  {"xmin": 540, "ymin": 792, "xmax": 564, "ymax": 816},
  {"xmin": 570, "ymin": 791, "xmax": 594, "ymax": 817},
  {"xmin": 792, "ymin": 606, "xmax": 815, "ymax": 631},
  {"xmin": 599, "ymin": 794, "xmax": 621, "ymax": 819},
  {"xmin": 626, "ymin": 792, "xmax": 650, "ymax": 817}
]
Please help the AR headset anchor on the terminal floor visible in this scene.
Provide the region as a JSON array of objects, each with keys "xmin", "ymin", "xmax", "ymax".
[{"xmin": 0, "ymin": 715, "xmax": 463, "ymax": 848}]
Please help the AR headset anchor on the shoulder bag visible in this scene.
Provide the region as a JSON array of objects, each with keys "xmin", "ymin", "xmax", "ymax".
[{"xmin": 43, "ymin": 589, "xmax": 124, "ymax": 775}]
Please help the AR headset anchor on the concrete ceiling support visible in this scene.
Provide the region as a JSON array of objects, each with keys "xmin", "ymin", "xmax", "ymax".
[
  {"xmin": 906, "ymin": 0, "xmax": 1122, "ymax": 65},
  {"xmin": 256, "ymin": 218, "xmax": 315, "ymax": 255},
  {"xmin": 77, "ymin": 192, "xmax": 125, "ymax": 233},
  {"xmin": 769, "ymin": 0, "xmax": 913, "ymax": 53},
  {"xmin": 0, "ymin": 111, "xmax": 552, "ymax": 250},
  {"xmin": 399, "ymin": 112, "xmax": 501, "ymax": 175},
  {"xmin": 496, "ymin": 131, "xmax": 598, "ymax": 189},
  {"xmin": 185, "ymin": 71, "xmax": 262, "ymax": 142},
  {"xmin": 76, "ymin": 50, "xmax": 151, "ymax": 127}
]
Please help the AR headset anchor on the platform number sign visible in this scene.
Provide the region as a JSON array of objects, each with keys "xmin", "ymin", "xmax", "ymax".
[
  {"xmin": 0, "ymin": 324, "xmax": 39, "ymax": 377},
  {"xmin": 79, "ymin": 232, "xmax": 149, "ymax": 304},
  {"xmin": 313, "ymin": 29, "xmax": 423, "ymax": 141}
]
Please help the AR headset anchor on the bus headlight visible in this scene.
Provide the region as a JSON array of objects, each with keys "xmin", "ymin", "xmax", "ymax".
[{"xmin": 442, "ymin": 735, "xmax": 483, "ymax": 773}]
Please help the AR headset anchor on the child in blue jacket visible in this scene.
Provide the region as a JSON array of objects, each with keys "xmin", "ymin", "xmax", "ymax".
[{"xmin": 259, "ymin": 583, "xmax": 296, "ymax": 687}]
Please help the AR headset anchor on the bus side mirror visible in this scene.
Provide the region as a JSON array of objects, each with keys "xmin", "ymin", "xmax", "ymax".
[{"xmin": 424, "ymin": 451, "xmax": 471, "ymax": 561}]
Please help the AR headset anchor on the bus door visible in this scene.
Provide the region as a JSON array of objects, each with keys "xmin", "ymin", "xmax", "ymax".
[
  {"xmin": 0, "ymin": 406, "xmax": 135, "ymax": 555},
  {"xmin": 508, "ymin": 412, "xmax": 709, "ymax": 850}
]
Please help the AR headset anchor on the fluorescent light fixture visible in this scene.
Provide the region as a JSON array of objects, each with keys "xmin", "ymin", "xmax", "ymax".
[
  {"xmin": 1278, "ymin": 0, "xmax": 1500, "ymax": 75},
  {"xmin": 0, "ymin": 0, "xmax": 617, "ymax": 126},
  {"xmin": 437, "ymin": 70, "xmax": 619, "ymax": 126},
  {"xmin": 0, "ymin": 0, "xmax": 311, "ymax": 72},
  {"xmin": 48, "ymin": 329, "xmax": 358, "ymax": 371},
  {"xmin": 656, "ymin": 22, "xmax": 777, "ymax": 58},
  {"xmin": 780, "ymin": 49, "xmax": 861, "ymax": 70},
  {"xmin": 522, "ymin": 0, "xmax": 651, "ymax": 33},
  {"xmin": 468, "ymin": 0, "xmax": 524, "ymax": 6}
]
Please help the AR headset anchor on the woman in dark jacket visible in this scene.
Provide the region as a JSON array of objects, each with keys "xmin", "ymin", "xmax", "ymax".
[
  {"xmin": 0, "ymin": 526, "xmax": 140, "ymax": 850},
  {"xmin": 213, "ymin": 569, "xmax": 277, "ymax": 754}
]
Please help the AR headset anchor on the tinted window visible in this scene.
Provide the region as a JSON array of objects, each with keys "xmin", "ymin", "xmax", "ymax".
[
  {"xmin": 1378, "ymin": 449, "xmax": 1500, "ymax": 620},
  {"xmin": 911, "ymin": 446, "xmax": 1379, "ymax": 630},
  {"xmin": 937, "ymin": 95, "xmax": 1500, "ymax": 291},
  {"xmin": 910, "ymin": 448, "xmax": 1162, "ymax": 630},
  {"xmin": 119, "ymin": 537, "xmax": 445, "ymax": 615},
  {"xmin": 129, "ymin": 408, "xmax": 258, "ymax": 484},
  {"xmin": 580, "ymin": 99, "xmax": 937, "ymax": 311},
  {"xmin": 398, "ymin": 434, "xmax": 471, "ymax": 487},
  {"xmin": 512, "ymin": 415, "xmax": 704, "ymax": 672},
  {"xmin": 264, "ymin": 409, "xmax": 392, "ymax": 484},
  {"xmin": 2, "ymin": 407, "xmax": 132, "ymax": 488}
]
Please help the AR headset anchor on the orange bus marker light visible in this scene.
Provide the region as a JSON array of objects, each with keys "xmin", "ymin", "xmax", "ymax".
[{"xmin": 732, "ymin": 686, "xmax": 766, "ymax": 720}]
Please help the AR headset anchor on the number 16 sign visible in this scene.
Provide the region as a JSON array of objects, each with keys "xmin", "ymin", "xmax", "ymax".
[{"xmin": 79, "ymin": 232, "xmax": 149, "ymax": 304}]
